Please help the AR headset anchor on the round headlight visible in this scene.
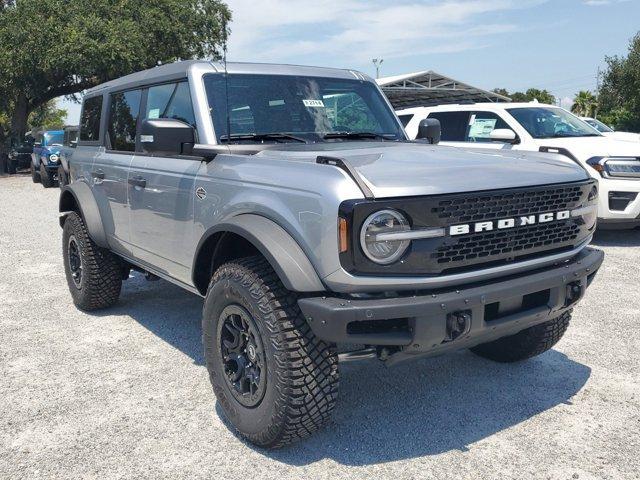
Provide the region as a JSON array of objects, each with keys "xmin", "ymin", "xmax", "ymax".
[
  {"xmin": 360, "ymin": 209, "xmax": 410, "ymax": 264},
  {"xmin": 49, "ymin": 154, "xmax": 59, "ymax": 162}
]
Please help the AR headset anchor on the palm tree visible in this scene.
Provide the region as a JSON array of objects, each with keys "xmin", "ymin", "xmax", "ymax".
[{"xmin": 571, "ymin": 91, "xmax": 598, "ymax": 118}]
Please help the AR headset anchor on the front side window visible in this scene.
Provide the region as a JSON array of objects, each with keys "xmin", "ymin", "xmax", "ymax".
[
  {"xmin": 64, "ymin": 129, "xmax": 78, "ymax": 146},
  {"xmin": 145, "ymin": 82, "xmax": 196, "ymax": 127},
  {"xmin": 108, "ymin": 89, "xmax": 142, "ymax": 151},
  {"xmin": 507, "ymin": 107, "xmax": 601, "ymax": 139},
  {"xmin": 427, "ymin": 111, "xmax": 470, "ymax": 141},
  {"xmin": 584, "ymin": 118, "xmax": 613, "ymax": 133},
  {"xmin": 466, "ymin": 112, "xmax": 511, "ymax": 142},
  {"xmin": 203, "ymin": 74, "xmax": 404, "ymax": 143},
  {"xmin": 79, "ymin": 95, "xmax": 103, "ymax": 142}
]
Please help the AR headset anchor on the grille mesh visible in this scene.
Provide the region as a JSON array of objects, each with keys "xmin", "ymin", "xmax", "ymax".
[{"xmin": 432, "ymin": 185, "xmax": 583, "ymax": 224}]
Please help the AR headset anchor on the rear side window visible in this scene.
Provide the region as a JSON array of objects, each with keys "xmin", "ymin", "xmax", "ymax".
[
  {"xmin": 79, "ymin": 96, "xmax": 103, "ymax": 142},
  {"xmin": 398, "ymin": 114, "xmax": 413, "ymax": 127},
  {"xmin": 145, "ymin": 82, "xmax": 196, "ymax": 127},
  {"xmin": 427, "ymin": 111, "xmax": 470, "ymax": 141},
  {"xmin": 108, "ymin": 89, "xmax": 142, "ymax": 151},
  {"xmin": 466, "ymin": 112, "xmax": 511, "ymax": 142}
]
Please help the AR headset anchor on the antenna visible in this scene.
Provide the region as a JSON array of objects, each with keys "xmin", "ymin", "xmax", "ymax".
[{"xmin": 221, "ymin": 12, "xmax": 231, "ymax": 142}]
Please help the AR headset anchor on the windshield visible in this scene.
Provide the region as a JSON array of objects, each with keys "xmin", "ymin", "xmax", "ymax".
[
  {"xmin": 584, "ymin": 118, "xmax": 614, "ymax": 133},
  {"xmin": 44, "ymin": 131, "xmax": 64, "ymax": 146},
  {"xmin": 507, "ymin": 107, "xmax": 602, "ymax": 139},
  {"xmin": 203, "ymin": 74, "xmax": 404, "ymax": 143}
]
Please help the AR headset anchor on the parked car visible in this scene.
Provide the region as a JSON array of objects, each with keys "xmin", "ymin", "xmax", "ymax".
[
  {"xmin": 59, "ymin": 61, "xmax": 603, "ymax": 448},
  {"xmin": 58, "ymin": 125, "xmax": 79, "ymax": 187},
  {"xmin": 7, "ymin": 136, "xmax": 34, "ymax": 174},
  {"xmin": 398, "ymin": 103, "xmax": 640, "ymax": 229},
  {"xmin": 580, "ymin": 117, "xmax": 640, "ymax": 142},
  {"xmin": 31, "ymin": 129, "xmax": 64, "ymax": 187}
]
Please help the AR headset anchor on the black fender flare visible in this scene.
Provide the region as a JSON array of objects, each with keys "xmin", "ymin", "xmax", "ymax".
[
  {"xmin": 59, "ymin": 182, "xmax": 109, "ymax": 248},
  {"xmin": 194, "ymin": 214, "xmax": 325, "ymax": 293}
]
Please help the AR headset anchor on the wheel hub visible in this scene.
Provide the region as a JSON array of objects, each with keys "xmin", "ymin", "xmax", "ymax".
[
  {"xmin": 219, "ymin": 305, "xmax": 266, "ymax": 407},
  {"xmin": 67, "ymin": 236, "xmax": 83, "ymax": 289}
]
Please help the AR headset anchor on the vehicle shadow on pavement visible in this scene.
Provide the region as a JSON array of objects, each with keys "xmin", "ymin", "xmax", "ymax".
[
  {"xmin": 592, "ymin": 228, "xmax": 640, "ymax": 246},
  {"xmin": 96, "ymin": 273, "xmax": 591, "ymax": 464}
]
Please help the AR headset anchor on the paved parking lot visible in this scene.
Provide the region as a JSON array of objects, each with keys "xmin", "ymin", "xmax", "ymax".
[{"xmin": 1, "ymin": 174, "xmax": 639, "ymax": 480}]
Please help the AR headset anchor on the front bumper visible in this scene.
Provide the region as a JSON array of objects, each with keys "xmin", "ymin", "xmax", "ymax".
[
  {"xmin": 596, "ymin": 177, "xmax": 640, "ymax": 226},
  {"xmin": 299, "ymin": 247, "xmax": 603, "ymax": 364}
]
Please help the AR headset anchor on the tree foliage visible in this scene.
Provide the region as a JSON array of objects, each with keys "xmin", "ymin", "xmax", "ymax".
[
  {"xmin": 597, "ymin": 32, "xmax": 640, "ymax": 131},
  {"xmin": 571, "ymin": 90, "xmax": 598, "ymax": 118},
  {"xmin": 0, "ymin": 0, "xmax": 231, "ymax": 148},
  {"xmin": 492, "ymin": 87, "xmax": 556, "ymax": 105}
]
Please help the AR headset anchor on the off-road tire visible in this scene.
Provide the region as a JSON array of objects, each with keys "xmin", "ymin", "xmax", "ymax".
[
  {"xmin": 58, "ymin": 166, "xmax": 68, "ymax": 187},
  {"xmin": 31, "ymin": 163, "xmax": 40, "ymax": 183},
  {"xmin": 62, "ymin": 212, "xmax": 122, "ymax": 311},
  {"xmin": 203, "ymin": 256, "xmax": 339, "ymax": 448},
  {"xmin": 470, "ymin": 310, "xmax": 572, "ymax": 363},
  {"xmin": 40, "ymin": 164, "xmax": 53, "ymax": 188},
  {"xmin": 7, "ymin": 159, "xmax": 16, "ymax": 175}
]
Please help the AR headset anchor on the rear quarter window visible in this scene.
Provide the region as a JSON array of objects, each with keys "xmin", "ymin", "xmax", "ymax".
[{"xmin": 79, "ymin": 96, "xmax": 103, "ymax": 142}]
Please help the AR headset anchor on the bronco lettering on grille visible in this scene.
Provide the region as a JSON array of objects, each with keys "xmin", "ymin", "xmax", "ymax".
[{"xmin": 449, "ymin": 210, "xmax": 571, "ymax": 236}]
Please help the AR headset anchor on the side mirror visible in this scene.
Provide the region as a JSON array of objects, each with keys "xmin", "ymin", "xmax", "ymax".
[
  {"xmin": 70, "ymin": 140, "xmax": 78, "ymax": 149},
  {"xmin": 416, "ymin": 118, "xmax": 441, "ymax": 144},
  {"xmin": 140, "ymin": 118, "xmax": 195, "ymax": 155},
  {"xmin": 489, "ymin": 128, "xmax": 517, "ymax": 143}
]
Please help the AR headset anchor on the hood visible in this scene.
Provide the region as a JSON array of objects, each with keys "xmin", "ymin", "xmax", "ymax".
[
  {"xmin": 536, "ymin": 136, "xmax": 640, "ymax": 161},
  {"xmin": 43, "ymin": 146, "xmax": 61, "ymax": 154},
  {"xmin": 603, "ymin": 131, "xmax": 640, "ymax": 143},
  {"xmin": 256, "ymin": 142, "xmax": 589, "ymax": 198}
]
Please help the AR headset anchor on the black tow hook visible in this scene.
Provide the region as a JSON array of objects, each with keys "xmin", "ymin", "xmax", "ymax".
[{"xmin": 444, "ymin": 311, "xmax": 472, "ymax": 343}]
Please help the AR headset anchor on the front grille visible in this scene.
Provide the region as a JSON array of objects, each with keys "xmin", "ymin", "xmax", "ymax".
[
  {"xmin": 436, "ymin": 221, "xmax": 580, "ymax": 265},
  {"xmin": 432, "ymin": 184, "xmax": 584, "ymax": 224},
  {"xmin": 341, "ymin": 180, "xmax": 595, "ymax": 277}
]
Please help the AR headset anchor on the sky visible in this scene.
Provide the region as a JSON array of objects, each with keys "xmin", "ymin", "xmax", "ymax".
[{"xmin": 58, "ymin": 0, "xmax": 640, "ymax": 123}]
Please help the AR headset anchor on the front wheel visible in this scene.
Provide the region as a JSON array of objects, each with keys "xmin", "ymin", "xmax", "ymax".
[
  {"xmin": 40, "ymin": 164, "xmax": 53, "ymax": 188},
  {"xmin": 470, "ymin": 310, "xmax": 572, "ymax": 363},
  {"xmin": 7, "ymin": 159, "xmax": 17, "ymax": 174},
  {"xmin": 62, "ymin": 212, "xmax": 123, "ymax": 310},
  {"xmin": 31, "ymin": 163, "xmax": 41, "ymax": 183},
  {"xmin": 203, "ymin": 256, "xmax": 339, "ymax": 448},
  {"xmin": 58, "ymin": 166, "xmax": 68, "ymax": 187}
]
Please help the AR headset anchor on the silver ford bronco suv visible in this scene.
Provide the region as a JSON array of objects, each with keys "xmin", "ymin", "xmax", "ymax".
[{"xmin": 59, "ymin": 61, "xmax": 603, "ymax": 448}]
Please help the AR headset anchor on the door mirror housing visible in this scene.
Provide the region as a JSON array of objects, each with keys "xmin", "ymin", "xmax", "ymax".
[
  {"xmin": 416, "ymin": 118, "xmax": 441, "ymax": 144},
  {"xmin": 140, "ymin": 118, "xmax": 195, "ymax": 155},
  {"xmin": 489, "ymin": 128, "xmax": 517, "ymax": 143}
]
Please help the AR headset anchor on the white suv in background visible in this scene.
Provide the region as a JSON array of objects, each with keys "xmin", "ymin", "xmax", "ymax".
[
  {"xmin": 398, "ymin": 103, "xmax": 640, "ymax": 228},
  {"xmin": 580, "ymin": 117, "xmax": 640, "ymax": 143}
]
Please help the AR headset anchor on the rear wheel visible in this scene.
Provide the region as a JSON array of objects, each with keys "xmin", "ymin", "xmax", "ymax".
[
  {"xmin": 31, "ymin": 163, "xmax": 40, "ymax": 183},
  {"xmin": 470, "ymin": 311, "xmax": 572, "ymax": 363},
  {"xmin": 62, "ymin": 212, "xmax": 122, "ymax": 310},
  {"xmin": 203, "ymin": 256, "xmax": 339, "ymax": 448},
  {"xmin": 40, "ymin": 164, "xmax": 53, "ymax": 188}
]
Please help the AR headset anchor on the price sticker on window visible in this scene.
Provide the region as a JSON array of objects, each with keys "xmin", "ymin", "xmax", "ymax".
[{"xmin": 303, "ymin": 99, "xmax": 325, "ymax": 108}]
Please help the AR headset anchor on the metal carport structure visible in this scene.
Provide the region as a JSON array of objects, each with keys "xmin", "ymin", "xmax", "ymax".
[{"xmin": 377, "ymin": 70, "xmax": 511, "ymax": 109}]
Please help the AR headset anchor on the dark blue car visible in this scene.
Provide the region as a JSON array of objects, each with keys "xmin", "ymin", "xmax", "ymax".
[{"xmin": 31, "ymin": 129, "xmax": 64, "ymax": 187}]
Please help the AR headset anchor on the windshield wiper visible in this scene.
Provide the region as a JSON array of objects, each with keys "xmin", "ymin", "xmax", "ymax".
[
  {"xmin": 323, "ymin": 131, "xmax": 398, "ymax": 141},
  {"xmin": 219, "ymin": 133, "xmax": 308, "ymax": 143}
]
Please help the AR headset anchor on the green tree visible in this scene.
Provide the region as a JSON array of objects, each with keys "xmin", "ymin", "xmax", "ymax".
[
  {"xmin": 0, "ymin": 0, "xmax": 230, "ymax": 146},
  {"xmin": 571, "ymin": 90, "xmax": 598, "ymax": 118},
  {"xmin": 598, "ymin": 32, "xmax": 640, "ymax": 131},
  {"xmin": 493, "ymin": 88, "xmax": 556, "ymax": 104}
]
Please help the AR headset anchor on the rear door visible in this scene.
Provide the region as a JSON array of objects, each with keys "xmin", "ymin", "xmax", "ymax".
[
  {"xmin": 91, "ymin": 89, "xmax": 142, "ymax": 256},
  {"xmin": 127, "ymin": 81, "xmax": 201, "ymax": 283},
  {"xmin": 427, "ymin": 110, "xmax": 516, "ymax": 150}
]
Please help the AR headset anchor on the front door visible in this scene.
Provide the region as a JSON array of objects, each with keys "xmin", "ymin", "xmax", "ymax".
[{"xmin": 127, "ymin": 81, "xmax": 201, "ymax": 283}]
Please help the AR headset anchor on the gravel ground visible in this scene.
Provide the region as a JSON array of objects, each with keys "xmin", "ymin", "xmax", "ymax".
[{"xmin": 1, "ymin": 174, "xmax": 639, "ymax": 480}]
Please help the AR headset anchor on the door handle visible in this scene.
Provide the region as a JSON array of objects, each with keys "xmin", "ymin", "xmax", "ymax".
[
  {"xmin": 128, "ymin": 176, "xmax": 146, "ymax": 189},
  {"xmin": 92, "ymin": 169, "xmax": 105, "ymax": 180}
]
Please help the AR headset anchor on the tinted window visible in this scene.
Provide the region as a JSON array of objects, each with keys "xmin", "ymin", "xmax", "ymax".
[
  {"xmin": 145, "ymin": 82, "xmax": 196, "ymax": 127},
  {"xmin": 398, "ymin": 114, "xmax": 413, "ymax": 127},
  {"xmin": 204, "ymin": 74, "xmax": 404, "ymax": 142},
  {"xmin": 44, "ymin": 131, "xmax": 64, "ymax": 146},
  {"xmin": 466, "ymin": 112, "xmax": 511, "ymax": 142},
  {"xmin": 108, "ymin": 89, "xmax": 142, "ymax": 151},
  {"xmin": 427, "ymin": 111, "xmax": 470, "ymax": 141},
  {"xmin": 79, "ymin": 96, "xmax": 103, "ymax": 141}
]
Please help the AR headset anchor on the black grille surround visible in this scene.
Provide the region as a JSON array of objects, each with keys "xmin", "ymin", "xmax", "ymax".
[{"xmin": 338, "ymin": 180, "xmax": 596, "ymax": 277}]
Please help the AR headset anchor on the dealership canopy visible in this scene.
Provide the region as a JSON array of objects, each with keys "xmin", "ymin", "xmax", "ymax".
[{"xmin": 377, "ymin": 70, "xmax": 511, "ymax": 109}]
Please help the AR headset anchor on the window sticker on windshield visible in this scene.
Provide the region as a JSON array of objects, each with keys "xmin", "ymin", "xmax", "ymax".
[
  {"xmin": 148, "ymin": 108, "xmax": 160, "ymax": 119},
  {"xmin": 303, "ymin": 99, "xmax": 325, "ymax": 108},
  {"xmin": 269, "ymin": 99, "xmax": 285, "ymax": 106}
]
